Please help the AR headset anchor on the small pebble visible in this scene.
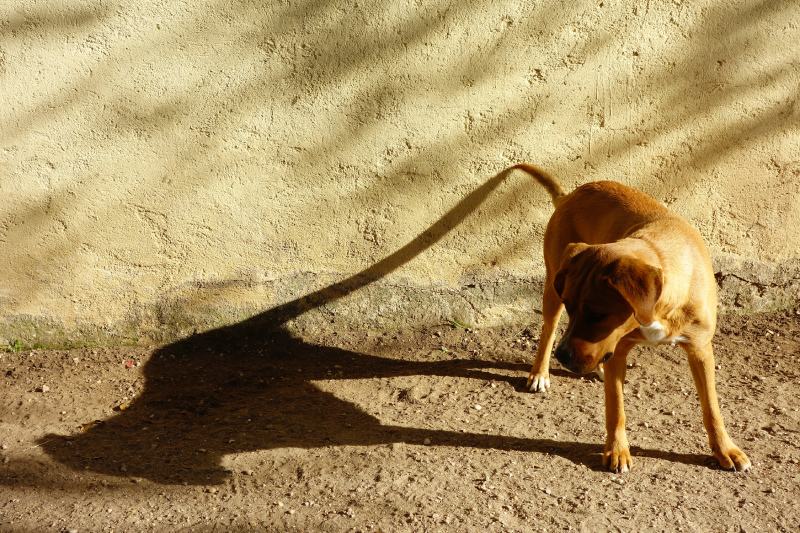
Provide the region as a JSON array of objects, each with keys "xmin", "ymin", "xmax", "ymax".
[
  {"xmin": 37, "ymin": 385, "xmax": 50, "ymax": 393},
  {"xmin": 474, "ymin": 404, "xmax": 482, "ymax": 411},
  {"xmin": 423, "ymin": 438, "xmax": 431, "ymax": 445}
]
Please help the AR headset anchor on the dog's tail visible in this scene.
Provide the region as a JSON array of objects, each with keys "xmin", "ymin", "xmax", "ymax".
[{"xmin": 510, "ymin": 163, "xmax": 565, "ymax": 206}]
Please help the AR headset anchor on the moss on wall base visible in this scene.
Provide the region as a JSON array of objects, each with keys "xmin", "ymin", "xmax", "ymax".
[{"xmin": 2, "ymin": 257, "xmax": 798, "ymax": 351}]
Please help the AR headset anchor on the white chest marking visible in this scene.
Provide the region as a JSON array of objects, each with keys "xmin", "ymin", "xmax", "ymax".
[{"xmin": 639, "ymin": 321, "xmax": 688, "ymax": 346}]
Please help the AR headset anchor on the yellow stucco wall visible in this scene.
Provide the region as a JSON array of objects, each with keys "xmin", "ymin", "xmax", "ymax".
[{"xmin": 1, "ymin": 1, "xmax": 799, "ymax": 346}]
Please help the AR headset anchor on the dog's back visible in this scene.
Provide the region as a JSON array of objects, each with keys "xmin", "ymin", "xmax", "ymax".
[{"xmin": 549, "ymin": 180, "xmax": 673, "ymax": 245}]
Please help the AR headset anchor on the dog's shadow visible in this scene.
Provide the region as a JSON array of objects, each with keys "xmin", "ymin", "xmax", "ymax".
[
  {"xmin": 38, "ymin": 321, "xmax": 712, "ymax": 485},
  {"xmin": 34, "ymin": 323, "xmax": 561, "ymax": 484},
  {"xmin": 37, "ymin": 170, "xmax": 712, "ymax": 484}
]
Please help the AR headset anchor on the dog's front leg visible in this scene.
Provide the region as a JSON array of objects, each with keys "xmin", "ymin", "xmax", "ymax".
[
  {"xmin": 603, "ymin": 341, "xmax": 634, "ymax": 473},
  {"xmin": 527, "ymin": 282, "xmax": 563, "ymax": 392},
  {"xmin": 683, "ymin": 342, "xmax": 751, "ymax": 471}
]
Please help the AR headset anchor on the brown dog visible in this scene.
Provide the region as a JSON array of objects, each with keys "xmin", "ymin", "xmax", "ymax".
[{"xmin": 511, "ymin": 163, "xmax": 751, "ymax": 473}]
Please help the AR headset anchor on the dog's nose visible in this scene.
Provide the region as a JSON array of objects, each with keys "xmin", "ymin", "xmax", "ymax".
[{"xmin": 555, "ymin": 343, "xmax": 572, "ymax": 366}]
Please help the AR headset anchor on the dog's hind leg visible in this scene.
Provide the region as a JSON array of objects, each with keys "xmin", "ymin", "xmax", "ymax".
[
  {"xmin": 683, "ymin": 341, "xmax": 751, "ymax": 472},
  {"xmin": 527, "ymin": 280, "xmax": 563, "ymax": 392}
]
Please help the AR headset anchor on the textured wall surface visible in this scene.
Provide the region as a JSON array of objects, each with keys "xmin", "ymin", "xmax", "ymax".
[{"xmin": 1, "ymin": 1, "xmax": 799, "ymax": 346}]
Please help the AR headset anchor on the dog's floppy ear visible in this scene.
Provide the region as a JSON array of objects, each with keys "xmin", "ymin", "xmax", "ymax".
[
  {"xmin": 602, "ymin": 257, "xmax": 663, "ymax": 324},
  {"xmin": 553, "ymin": 268, "xmax": 568, "ymax": 298},
  {"xmin": 553, "ymin": 242, "xmax": 590, "ymax": 297}
]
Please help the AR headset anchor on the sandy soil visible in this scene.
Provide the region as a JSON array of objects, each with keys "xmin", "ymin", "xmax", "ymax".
[{"xmin": 1, "ymin": 310, "xmax": 799, "ymax": 532}]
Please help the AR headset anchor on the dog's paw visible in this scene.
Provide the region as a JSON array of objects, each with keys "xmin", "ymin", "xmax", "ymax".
[
  {"xmin": 526, "ymin": 371, "xmax": 550, "ymax": 392},
  {"xmin": 714, "ymin": 445, "xmax": 752, "ymax": 472},
  {"xmin": 603, "ymin": 444, "xmax": 633, "ymax": 473}
]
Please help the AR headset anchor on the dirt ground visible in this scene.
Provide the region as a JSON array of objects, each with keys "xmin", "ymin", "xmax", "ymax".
[{"xmin": 1, "ymin": 309, "xmax": 799, "ymax": 532}]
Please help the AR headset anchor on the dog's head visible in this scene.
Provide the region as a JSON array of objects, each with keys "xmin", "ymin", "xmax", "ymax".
[{"xmin": 552, "ymin": 243, "xmax": 663, "ymax": 374}]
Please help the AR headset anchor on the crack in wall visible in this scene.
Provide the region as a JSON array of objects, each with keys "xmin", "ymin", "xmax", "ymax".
[{"xmin": 716, "ymin": 272, "xmax": 800, "ymax": 297}]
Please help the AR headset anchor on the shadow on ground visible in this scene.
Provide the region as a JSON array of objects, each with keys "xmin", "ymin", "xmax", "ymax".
[
  {"xmin": 38, "ymin": 324, "xmax": 710, "ymax": 485},
  {"xmin": 37, "ymin": 169, "xmax": 710, "ymax": 485}
]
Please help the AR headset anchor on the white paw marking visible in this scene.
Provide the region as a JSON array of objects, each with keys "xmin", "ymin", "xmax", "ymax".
[{"xmin": 528, "ymin": 375, "xmax": 550, "ymax": 392}]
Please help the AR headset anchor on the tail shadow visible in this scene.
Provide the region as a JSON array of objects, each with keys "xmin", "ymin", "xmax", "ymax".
[{"xmin": 33, "ymin": 169, "xmax": 710, "ymax": 485}]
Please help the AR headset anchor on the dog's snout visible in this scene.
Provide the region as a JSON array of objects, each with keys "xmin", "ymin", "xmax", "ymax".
[{"xmin": 555, "ymin": 343, "xmax": 572, "ymax": 365}]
